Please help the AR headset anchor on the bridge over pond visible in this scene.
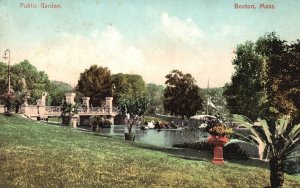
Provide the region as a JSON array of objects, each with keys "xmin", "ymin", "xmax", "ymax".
[{"xmin": 16, "ymin": 92, "xmax": 118, "ymax": 126}]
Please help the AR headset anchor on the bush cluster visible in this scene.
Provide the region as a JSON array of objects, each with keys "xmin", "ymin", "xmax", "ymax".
[{"xmin": 173, "ymin": 141, "xmax": 249, "ymax": 159}]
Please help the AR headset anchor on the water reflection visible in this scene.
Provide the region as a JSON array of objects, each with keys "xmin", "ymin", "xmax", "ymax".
[{"xmin": 98, "ymin": 125, "xmax": 208, "ymax": 147}]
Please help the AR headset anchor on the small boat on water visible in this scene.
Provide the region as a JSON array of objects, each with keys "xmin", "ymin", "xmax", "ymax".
[
  {"xmin": 140, "ymin": 125, "xmax": 149, "ymax": 130},
  {"xmin": 147, "ymin": 121, "xmax": 155, "ymax": 129},
  {"xmin": 198, "ymin": 123, "xmax": 207, "ymax": 129},
  {"xmin": 176, "ymin": 126, "xmax": 188, "ymax": 130}
]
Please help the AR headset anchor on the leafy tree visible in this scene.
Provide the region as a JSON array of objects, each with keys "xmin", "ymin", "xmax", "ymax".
[
  {"xmin": 119, "ymin": 96, "xmax": 149, "ymax": 133},
  {"xmin": 223, "ymin": 42, "xmax": 265, "ymax": 121},
  {"xmin": 111, "ymin": 73, "xmax": 129, "ymax": 104},
  {"xmin": 76, "ymin": 65, "xmax": 111, "ymax": 106},
  {"xmin": 234, "ymin": 114, "xmax": 300, "ymax": 188},
  {"xmin": 0, "ymin": 62, "xmax": 15, "ymax": 113},
  {"xmin": 145, "ymin": 83, "xmax": 164, "ymax": 114},
  {"xmin": 255, "ymin": 32, "xmax": 291, "ymax": 118},
  {"xmin": 0, "ymin": 62, "xmax": 8, "ymax": 93},
  {"xmin": 224, "ymin": 32, "xmax": 300, "ymax": 121},
  {"xmin": 0, "ymin": 92, "xmax": 16, "ymax": 115},
  {"xmin": 48, "ymin": 81, "xmax": 73, "ymax": 106},
  {"xmin": 163, "ymin": 70, "xmax": 203, "ymax": 119},
  {"xmin": 286, "ymin": 40, "xmax": 300, "ymax": 113},
  {"xmin": 126, "ymin": 74, "xmax": 146, "ymax": 98},
  {"xmin": 11, "ymin": 60, "xmax": 50, "ymax": 104},
  {"xmin": 227, "ymin": 33, "xmax": 300, "ymax": 187},
  {"xmin": 0, "ymin": 60, "xmax": 51, "ymax": 106},
  {"xmin": 111, "ymin": 73, "xmax": 146, "ymax": 106}
]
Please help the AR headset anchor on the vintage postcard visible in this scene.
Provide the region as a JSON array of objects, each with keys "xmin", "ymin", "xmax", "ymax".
[{"xmin": 0, "ymin": 0, "xmax": 299, "ymax": 187}]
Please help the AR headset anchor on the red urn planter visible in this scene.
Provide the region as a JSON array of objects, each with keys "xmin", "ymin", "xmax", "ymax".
[{"xmin": 208, "ymin": 136, "xmax": 228, "ymax": 165}]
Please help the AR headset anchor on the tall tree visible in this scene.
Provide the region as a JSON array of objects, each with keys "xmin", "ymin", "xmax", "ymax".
[
  {"xmin": 224, "ymin": 32, "xmax": 300, "ymax": 121},
  {"xmin": 12, "ymin": 60, "xmax": 50, "ymax": 103},
  {"xmin": 0, "ymin": 60, "xmax": 51, "ymax": 105},
  {"xmin": 223, "ymin": 41, "xmax": 265, "ymax": 121},
  {"xmin": 0, "ymin": 62, "xmax": 8, "ymax": 93},
  {"xmin": 146, "ymin": 83, "xmax": 164, "ymax": 114},
  {"xmin": 163, "ymin": 70, "xmax": 203, "ymax": 119},
  {"xmin": 111, "ymin": 73, "xmax": 146, "ymax": 106},
  {"xmin": 119, "ymin": 96, "xmax": 149, "ymax": 134},
  {"xmin": 255, "ymin": 32, "xmax": 290, "ymax": 118},
  {"xmin": 286, "ymin": 40, "xmax": 300, "ymax": 117},
  {"xmin": 76, "ymin": 65, "xmax": 111, "ymax": 106}
]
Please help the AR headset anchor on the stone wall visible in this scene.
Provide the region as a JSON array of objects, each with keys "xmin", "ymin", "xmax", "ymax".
[{"xmin": 20, "ymin": 105, "xmax": 39, "ymax": 116}]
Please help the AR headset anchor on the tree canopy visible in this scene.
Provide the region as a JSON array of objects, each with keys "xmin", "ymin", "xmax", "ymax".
[
  {"xmin": 0, "ymin": 60, "xmax": 51, "ymax": 105},
  {"xmin": 111, "ymin": 73, "xmax": 146, "ymax": 105},
  {"xmin": 0, "ymin": 62, "xmax": 8, "ymax": 93},
  {"xmin": 224, "ymin": 32, "xmax": 300, "ymax": 120},
  {"xmin": 119, "ymin": 96, "xmax": 149, "ymax": 117},
  {"xmin": 76, "ymin": 65, "xmax": 111, "ymax": 106},
  {"xmin": 47, "ymin": 81, "xmax": 73, "ymax": 106},
  {"xmin": 223, "ymin": 41, "xmax": 264, "ymax": 121},
  {"xmin": 145, "ymin": 83, "xmax": 164, "ymax": 114},
  {"xmin": 163, "ymin": 70, "xmax": 203, "ymax": 119}
]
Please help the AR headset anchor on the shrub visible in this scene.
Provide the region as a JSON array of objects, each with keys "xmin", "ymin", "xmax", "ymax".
[
  {"xmin": 224, "ymin": 143, "xmax": 249, "ymax": 159},
  {"xmin": 104, "ymin": 119, "xmax": 112, "ymax": 126},
  {"xmin": 173, "ymin": 141, "xmax": 213, "ymax": 151},
  {"xmin": 284, "ymin": 158, "xmax": 300, "ymax": 174},
  {"xmin": 90, "ymin": 116, "xmax": 104, "ymax": 127},
  {"xmin": 91, "ymin": 116, "xmax": 98, "ymax": 126},
  {"xmin": 173, "ymin": 141, "xmax": 250, "ymax": 160}
]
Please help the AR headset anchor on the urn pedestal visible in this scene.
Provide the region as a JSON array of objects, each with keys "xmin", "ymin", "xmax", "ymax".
[{"xmin": 208, "ymin": 136, "xmax": 228, "ymax": 165}]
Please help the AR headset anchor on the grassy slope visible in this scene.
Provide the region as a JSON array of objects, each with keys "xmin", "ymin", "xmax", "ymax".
[{"xmin": 0, "ymin": 115, "xmax": 299, "ymax": 188}]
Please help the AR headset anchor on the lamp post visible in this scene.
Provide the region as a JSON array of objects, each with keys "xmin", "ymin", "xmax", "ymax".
[
  {"xmin": 3, "ymin": 49, "xmax": 11, "ymax": 94},
  {"xmin": 111, "ymin": 83, "xmax": 116, "ymax": 97}
]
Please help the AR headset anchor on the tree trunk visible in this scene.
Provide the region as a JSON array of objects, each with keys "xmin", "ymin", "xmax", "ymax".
[{"xmin": 269, "ymin": 157, "xmax": 284, "ymax": 188}]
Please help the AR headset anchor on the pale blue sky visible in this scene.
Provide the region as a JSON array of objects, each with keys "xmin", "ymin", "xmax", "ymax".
[{"xmin": 1, "ymin": 0, "xmax": 300, "ymax": 87}]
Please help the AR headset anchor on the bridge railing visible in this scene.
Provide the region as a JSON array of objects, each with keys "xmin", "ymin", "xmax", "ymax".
[
  {"xmin": 89, "ymin": 107, "xmax": 109, "ymax": 114},
  {"xmin": 77, "ymin": 106, "xmax": 88, "ymax": 113},
  {"xmin": 45, "ymin": 106, "xmax": 62, "ymax": 115},
  {"xmin": 44, "ymin": 105, "xmax": 118, "ymax": 116}
]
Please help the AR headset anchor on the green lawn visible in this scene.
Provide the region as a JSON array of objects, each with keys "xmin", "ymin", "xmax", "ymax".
[{"xmin": 0, "ymin": 114, "xmax": 299, "ymax": 187}]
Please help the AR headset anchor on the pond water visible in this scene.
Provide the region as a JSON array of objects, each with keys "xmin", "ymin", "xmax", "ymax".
[{"xmin": 97, "ymin": 125, "xmax": 208, "ymax": 147}]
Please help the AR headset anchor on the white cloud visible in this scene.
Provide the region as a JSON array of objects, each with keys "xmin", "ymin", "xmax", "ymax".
[
  {"xmin": 139, "ymin": 12, "xmax": 234, "ymax": 87},
  {"xmin": 13, "ymin": 26, "xmax": 146, "ymax": 86},
  {"xmin": 9, "ymin": 12, "xmax": 234, "ymax": 88},
  {"xmin": 160, "ymin": 12, "xmax": 205, "ymax": 42}
]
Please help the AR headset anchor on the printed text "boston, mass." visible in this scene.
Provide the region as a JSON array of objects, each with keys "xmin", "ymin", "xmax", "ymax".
[
  {"xmin": 235, "ymin": 3, "xmax": 275, "ymax": 9},
  {"xmin": 20, "ymin": 3, "xmax": 62, "ymax": 9}
]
